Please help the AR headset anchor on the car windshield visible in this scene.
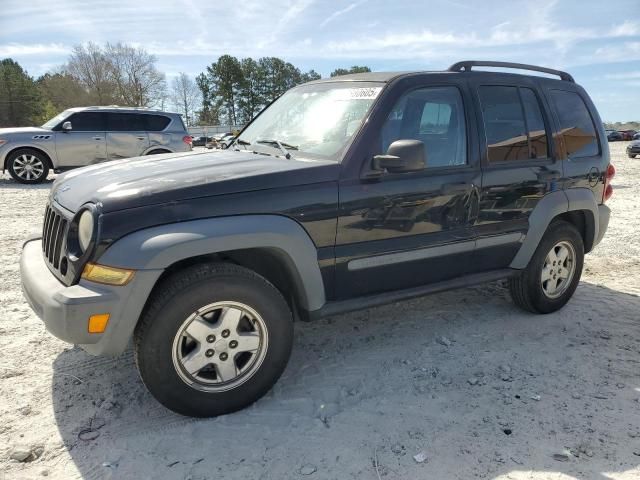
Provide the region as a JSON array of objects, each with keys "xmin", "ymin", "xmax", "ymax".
[
  {"xmin": 237, "ymin": 82, "xmax": 384, "ymax": 161},
  {"xmin": 41, "ymin": 109, "xmax": 73, "ymax": 130}
]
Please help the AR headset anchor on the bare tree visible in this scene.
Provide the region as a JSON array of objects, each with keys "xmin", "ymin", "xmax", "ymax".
[
  {"xmin": 104, "ymin": 42, "xmax": 166, "ymax": 107},
  {"xmin": 66, "ymin": 42, "xmax": 117, "ymax": 104},
  {"xmin": 170, "ymin": 73, "xmax": 201, "ymax": 126}
]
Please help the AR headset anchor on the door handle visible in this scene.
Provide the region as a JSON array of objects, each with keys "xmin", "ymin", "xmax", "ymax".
[
  {"xmin": 93, "ymin": 137, "xmax": 102, "ymax": 140},
  {"xmin": 136, "ymin": 136, "xmax": 146, "ymax": 140}
]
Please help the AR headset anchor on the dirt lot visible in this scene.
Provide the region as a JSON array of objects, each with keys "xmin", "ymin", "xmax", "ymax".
[{"xmin": 0, "ymin": 142, "xmax": 638, "ymax": 480}]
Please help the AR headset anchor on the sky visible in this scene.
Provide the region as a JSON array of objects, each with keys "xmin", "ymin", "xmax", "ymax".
[{"xmin": 0, "ymin": 0, "xmax": 639, "ymax": 121}]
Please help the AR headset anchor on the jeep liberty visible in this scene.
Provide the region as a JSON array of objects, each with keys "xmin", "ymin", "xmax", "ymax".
[{"xmin": 20, "ymin": 61, "xmax": 613, "ymax": 417}]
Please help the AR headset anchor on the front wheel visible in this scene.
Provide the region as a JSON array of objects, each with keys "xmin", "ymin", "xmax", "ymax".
[
  {"xmin": 509, "ymin": 220, "xmax": 584, "ymax": 314},
  {"xmin": 7, "ymin": 149, "xmax": 50, "ymax": 184},
  {"xmin": 134, "ymin": 263, "xmax": 293, "ymax": 417}
]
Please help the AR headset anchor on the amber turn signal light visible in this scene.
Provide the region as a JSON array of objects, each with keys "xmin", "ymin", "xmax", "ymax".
[
  {"xmin": 81, "ymin": 263, "xmax": 135, "ymax": 286},
  {"xmin": 88, "ymin": 313, "xmax": 110, "ymax": 333}
]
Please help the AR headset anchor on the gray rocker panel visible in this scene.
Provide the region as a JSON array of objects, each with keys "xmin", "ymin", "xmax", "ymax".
[{"xmin": 97, "ymin": 214, "xmax": 326, "ymax": 311}]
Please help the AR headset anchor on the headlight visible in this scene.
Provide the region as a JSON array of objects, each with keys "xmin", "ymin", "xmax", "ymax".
[{"xmin": 78, "ymin": 210, "xmax": 94, "ymax": 252}]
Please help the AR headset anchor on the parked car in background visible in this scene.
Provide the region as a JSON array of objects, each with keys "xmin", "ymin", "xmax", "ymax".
[
  {"xmin": 633, "ymin": 132, "xmax": 640, "ymax": 140},
  {"xmin": 192, "ymin": 136, "xmax": 213, "ymax": 147},
  {"xmin": 607, "ymin": 130, "xmax": 623, "ymax": 142},
  {"xmin": 20, "ymin": 60, "xmax": 613, "ymax": 417},
  {"xmin": 0, "ymin": 106, "xmax": 192, "ymax": 184},
  {"xmin": 619, "ymin": 129, "xmax": 637, "ymax": 141},
  {"xmin": 627, "ymin": 140, "xmax": 640, "ymax": 158}
]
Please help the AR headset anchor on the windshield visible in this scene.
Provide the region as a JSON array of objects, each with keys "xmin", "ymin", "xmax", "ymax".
[
  {"xmin": 237, "ymin": 82, "xmax": 383, "ymax": 161},
  {"xmin": 41, "ymin": 109, "xmax": 73, "ymax": 130}
]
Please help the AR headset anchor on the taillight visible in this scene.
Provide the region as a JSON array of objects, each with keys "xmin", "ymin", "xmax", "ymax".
[
  {"xmin": 603, "ymin": 163, "xmax": 615, "ymax": 202},
  {"xmin": 183, "ymin": 135, "xmax": 193, "ymax": 145}
]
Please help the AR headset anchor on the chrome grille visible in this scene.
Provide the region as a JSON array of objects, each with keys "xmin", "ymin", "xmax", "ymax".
[{"xmin": 42, "ymin": 204, "xmax": 68, "ymax": 270}]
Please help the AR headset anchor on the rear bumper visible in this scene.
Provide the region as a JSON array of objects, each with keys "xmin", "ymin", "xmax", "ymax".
[
  {"xmin": 20, "ymin": 238, "xmax": 162, "ymax": 355},
  {"xmin": 594, "ymin": 204, "xmax": 610, "ymax": 248}
]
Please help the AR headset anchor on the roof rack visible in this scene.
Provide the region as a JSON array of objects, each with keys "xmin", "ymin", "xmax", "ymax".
[{"xmin": 448, "ymin": 60, "xmax": 575, "ymax": 82}]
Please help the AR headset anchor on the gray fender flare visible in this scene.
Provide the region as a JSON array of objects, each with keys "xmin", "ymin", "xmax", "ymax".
[
  {"xmin": 510, "ymin": 188, "xmax": 600, "ymax": 269},
  {"xmin": 98, "ymin": 215, "xmax": 326, "ymax": 311}
]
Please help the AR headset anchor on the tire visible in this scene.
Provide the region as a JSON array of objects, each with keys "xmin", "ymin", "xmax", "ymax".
[
  {"xmin": 509, "ymin": 220, "xmax": 584, "ymax": 314},
  {"xmin": 7, "ymin": 148, "xmax": 50, "ymax": 184},
  {"xmin": 134, "ymin": 262, "xmax": 293, "ymax": 417},
  {"xmin": 629, "ymin": 154, "xmax": 636, "ymax": 159}
]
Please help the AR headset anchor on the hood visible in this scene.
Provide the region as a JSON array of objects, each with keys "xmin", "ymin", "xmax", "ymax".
[
  {"xmin": 52, "ymin": 149, "xmax": 340, "ymax": 213},
  {"xmin": 0, "ymin": 126, "xmax": 51, "ymax": 136}
]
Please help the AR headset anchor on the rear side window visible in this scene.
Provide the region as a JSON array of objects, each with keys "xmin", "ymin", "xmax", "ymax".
[
  {"xmin": 550, "ymin": 90, "xmax": 598, "ymax": 158},
  {"xmin": 478, "ymin": 86, "xmax": 550, "ymax": 162},
  {"xmin": 520, "ymin": 88, "xmax": 548, "ymax": 159},
  {"xmin": 380, "ymin": 86, "xmax": 467, "ymax": 168},
  {"xmin": 146, "ymin": 115, "xmax": 171, "ymax": 131},
  {"xmin": 107, "ymin": 113, "xmax": 146, "ymax": 131},
  {"xmin": 68, "ymin": 112, "xmax": 105, "ymax": 131}
]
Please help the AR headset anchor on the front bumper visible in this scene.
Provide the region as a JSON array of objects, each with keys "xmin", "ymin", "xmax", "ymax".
[{"xmin": 20, "ymin": 238, "xmax": 162, "ymax": 355}]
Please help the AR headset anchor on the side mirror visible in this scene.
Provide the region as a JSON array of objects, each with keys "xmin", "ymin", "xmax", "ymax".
[
  {"xmin": 62, "ymin": 121, "xmax": 72, "ymax": 132},
  {"xmin": 372, "ymin": 139, "xmax": 426, "ymax": 174}
]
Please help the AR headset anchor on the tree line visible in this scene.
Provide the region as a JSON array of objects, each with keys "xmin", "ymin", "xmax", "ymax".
[{"xmin": 0, "ymin": 42, "xmax": 370, "ymax": 128}]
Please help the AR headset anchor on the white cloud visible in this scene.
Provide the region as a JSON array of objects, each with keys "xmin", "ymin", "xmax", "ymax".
[
  {"xmin": 605, "ymin": 71, "xmax": 640, "ymax": 80},
  {"xmin": 320, "ymin": 1, "xmax": 366, "ymax": 28},
  {"xmin": 0, "ymin": 43, "xmax": 69, "ymax": 57}
]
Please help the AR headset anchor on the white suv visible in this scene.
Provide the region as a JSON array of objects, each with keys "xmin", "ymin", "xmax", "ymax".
[{"xmin": 0, "ymin": 106, "xmax": 192, "ymax": 184}]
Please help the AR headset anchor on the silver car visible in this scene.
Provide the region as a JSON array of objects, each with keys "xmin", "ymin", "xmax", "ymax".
[{"xmin": 0, "ymin": 106, "xmax": 192, "ymax": 184}]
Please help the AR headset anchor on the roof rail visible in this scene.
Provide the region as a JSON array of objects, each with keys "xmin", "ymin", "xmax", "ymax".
[{"xmin": 448, "ymin": 60, "xmax": 575, "ymax": 82}]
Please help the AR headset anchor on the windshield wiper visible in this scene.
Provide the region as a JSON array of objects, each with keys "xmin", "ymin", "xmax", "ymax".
[
  {"xmin": 256, "ymin": 139, "xmax": 298, "ymax": 159},
  {"xmin": 232, "ymin": 138, "xmax": 251, "ymax": 150}
]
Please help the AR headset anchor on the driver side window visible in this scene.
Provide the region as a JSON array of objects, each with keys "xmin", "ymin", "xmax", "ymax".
[{"xmin": 380, "ymin": 86, "xmax": 467, "ymax": 168}]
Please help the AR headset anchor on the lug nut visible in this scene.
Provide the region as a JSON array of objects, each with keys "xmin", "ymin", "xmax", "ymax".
[
  {"xmin": 206, "ymin": 335, "xmax": 215, "ymax": 343},
  {"xmin": 220, "ymin": 352, "xmax": 228, "ymax": 361},
  {"xmin": 205, "ymin": 349, "xmax": 214, "ymax": 357},
  {"xmin": 221, "ymin": 329, "xmax": 230, "ymax": 338},
  {"xmin": 229, "ymin": 340, "xmax": 238, "ymax": 349}
]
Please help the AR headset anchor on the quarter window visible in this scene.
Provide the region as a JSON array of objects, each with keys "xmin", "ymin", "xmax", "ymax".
[
  {"xmin": 146, "ymin": 115, "xmax": 171, "ymax": 131},
  {"xmin": 380, "ymin": 86, "xmax": 467, "ymax": 168},
  {"xmin": 550, "ymin": 90, "xmax": 598, "ymax": 158},
  {"xmin": 67, "ymin": 112, "xmax": 105, "ymax": 131}
]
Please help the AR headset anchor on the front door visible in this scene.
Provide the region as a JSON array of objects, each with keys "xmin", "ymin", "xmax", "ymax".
[
  {"xmin": 335, "ymin": 82, "xmax": 480, "ymax": 299},
  {"xmin": 54, "ymin": 111, "xmax": 107, "ymax": 167},
  {"xmin": 106, "ymin": 113, "xmax": 150, "ymax": 160}
]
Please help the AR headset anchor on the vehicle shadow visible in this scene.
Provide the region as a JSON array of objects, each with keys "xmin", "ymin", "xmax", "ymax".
[
  {"xmin": 0, "ymin": 174, "xmax": 56, "ymax": 190},
  {"xmin": 50, "ymin": 281, "xmax": 640, "ymax": 479}
]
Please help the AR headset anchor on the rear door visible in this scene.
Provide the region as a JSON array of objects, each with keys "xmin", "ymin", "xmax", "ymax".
[
  {"xmin": 106, "ymin": 113, "xmax": 149, "ymax": 160},
  {"xmin": 335, "ymin": 79, "xmax": 481, "ymax": 299},
  {"xmin": 469, "ymin": 81, "xmax": 561, "ymax": 271},
  {"xmin": 54, "ymin": 112, "xmax": 107, "ymax": 167}
]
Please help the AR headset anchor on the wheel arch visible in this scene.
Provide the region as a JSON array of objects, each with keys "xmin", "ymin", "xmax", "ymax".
[
  {"xmin": 3, "ymin": 145, "xmax": 54, "ymax": 171},
  {"xmin": 143, "ymin": 147, "xmax": 173, "ymax": 155},
  {"xmin": 97, "ymin": 215, "xmax": 326, "ymax": 313},
  {"xmin": 510, "ymin": 188, "xmax": 600, "ymax": 269}
]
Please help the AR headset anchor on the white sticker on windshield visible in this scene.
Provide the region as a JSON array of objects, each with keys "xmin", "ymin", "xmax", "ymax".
[{"xmin": 333, "ymin": 87, "xmax": 383, "ymax": 100}]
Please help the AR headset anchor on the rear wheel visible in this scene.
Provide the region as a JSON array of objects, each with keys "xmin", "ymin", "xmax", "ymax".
[
  {"xmin": 7, "ymin": 149, "xmax": 50, "ymax": 184},
  {"xmin": 134, "ymin": 263, "xmax": 293, "ymax": 417},
  {"xmin": 509, "ymin": 220, "xmax": 584, "ymax": 314}
]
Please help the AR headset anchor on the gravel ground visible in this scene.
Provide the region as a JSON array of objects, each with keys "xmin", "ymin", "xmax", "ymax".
[{"xmin": 0, "ymin": 142, "xmax": 639, "ymax": 480}]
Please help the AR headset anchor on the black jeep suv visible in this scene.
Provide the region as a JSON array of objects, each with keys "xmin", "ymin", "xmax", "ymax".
[{"xmin": 21, "ymin": 61, "xmax": 613, "ymax": 417}]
